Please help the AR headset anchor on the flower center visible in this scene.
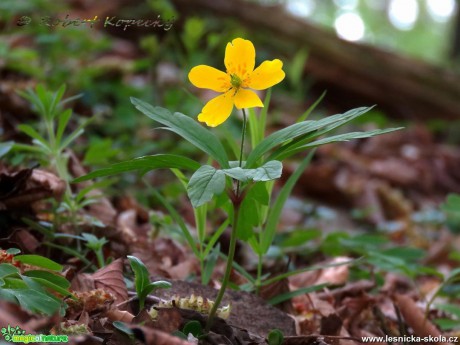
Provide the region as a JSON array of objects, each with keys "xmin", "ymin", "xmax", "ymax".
[{"xmin": 230, "ymin": 74, "xmax": 242, "ymax": 89}]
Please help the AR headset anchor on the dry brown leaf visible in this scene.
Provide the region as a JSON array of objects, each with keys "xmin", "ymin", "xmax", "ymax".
[
  {"xmin": 92, "ymin": 258, "xmax": 128, "ymax": 304},
  {"xmin": 0, "ymin": 301, "xmax": 34, "ymax": 334},
  {"xmin": 132, "ymin": 237, "xmax": 199, "ymax": 279},
  {"xmin": 30, "ymin": 169, "xmax": 66, "ymax": 199},
  {"xmin": 105, "ymin": 309, "xmax": 134, "ymax": 323},
  {"xmin": 317, "ymin": 280, "xmax": 375, "ymax": 301},
  {"xmin": 0, "ymin": 167, "xmax": 33, "ymax": 200},
  {"xmin": 315, "ymin": 257, "xmax": 351, "ymax": 286},
  {"xmin": 394, "ymin": 294, "xmax": 449, "ymax": 345},
  {"xmin": 290, "ymin": 257, "xmax": 351, "ymax": 290},
  {"xmin": 66, "ymin": 289, "xmax": 114, "ymax": 316},
  {"xmin": 67, "ymin": 335, "xmax": 104, "ymax": 345},
  {"xmin": 260, "ymin": 276, "xmax": 294, "ymax": 314},
  {"xmin": 320, "ymin": 314, "xmax": 342, "ymax": 345},
  {"xmin": 69, "ymin": 151, "xmax": 117, "ymax": 226},
  {"xmin": 152, "ymin": 308, "xmax": 184, "ymax": 333},
  {"xmin": 10, "ymin": 229, "xmax": 40, "ymax": 253},
  {"xmin": 0, "ymin": 167, "xmax": 65, "ymax": 209},
  {"xmin": 71, "ymin": 272, "xmax": 96, "ymax": 293},
  {"xmin": 115, "ymin": 206, "xmax": 151, "ymax": 251},
  {"xmin": 131, "ymin": 326, "xmax": 194, "ymax": 345}
]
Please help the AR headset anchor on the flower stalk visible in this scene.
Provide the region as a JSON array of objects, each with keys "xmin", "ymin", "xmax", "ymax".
[{"xmin": 206, "ymin": 110, "xmax": 247, "ymax": 332}]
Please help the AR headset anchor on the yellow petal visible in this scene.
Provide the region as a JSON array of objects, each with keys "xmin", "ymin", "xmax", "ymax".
[
  {"xmin": 189, "ymin": 65, "xmax": 230, "ymax": 92},
  {"xmin": 197, "ymin": 91, "xmax": 235, "ymax": 127},
  {"xmin": 248, "ymin": 59, "xmax": 285, "ymax": 90},
  {"xmin": 234, "ymin": 89, "xmax": 263, "ymax": 109},
  {"xmin": 224, "ymin": 38, "xmax": 255, "ymax": 79}
]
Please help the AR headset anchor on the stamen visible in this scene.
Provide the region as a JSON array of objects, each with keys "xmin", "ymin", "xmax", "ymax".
[{"xmin": 230, "ymin": 74, "xmax": 242, "ymax": 89}]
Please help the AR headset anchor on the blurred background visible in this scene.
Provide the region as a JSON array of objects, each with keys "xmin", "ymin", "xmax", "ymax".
[{"xmin": 2, "ymin": 0, "xmax": 460, "ymax": 247}]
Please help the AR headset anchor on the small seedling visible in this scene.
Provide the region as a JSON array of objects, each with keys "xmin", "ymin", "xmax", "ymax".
[
  {"xmin": 268, "ymin": 329, "xmax": 284, "ymax": 345},
  {"xmin": 127, "ymin": 255, "xmax": 171, "ymax": 310},
  {"xmin": 173, "ymin": 320, "xmax": 204, "ymax": 341}
]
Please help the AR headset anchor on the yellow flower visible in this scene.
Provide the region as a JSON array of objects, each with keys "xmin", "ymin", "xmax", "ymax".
[{"xmin": 188, "ymin": 38, "xmax": 285, "ymax": 127}]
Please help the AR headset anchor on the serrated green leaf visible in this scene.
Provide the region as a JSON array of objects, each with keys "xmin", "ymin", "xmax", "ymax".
[
  {"xmin": 223, "ymin": 161, "xmax": 282, "ymax": 182},
  {"xmin": 131, "ymin": 98, "xmax": 229, "ymax": 168},
  {"xmin": 187, "ymin": 165, "xmax": 226, "ymax": 208},
  {"xmin": 73, "ymin": 154, "xmax": 200, "ymax": 182},
  {"xmin": 14, "ymin": 255, "xmax": 62, "ymax": 271}
]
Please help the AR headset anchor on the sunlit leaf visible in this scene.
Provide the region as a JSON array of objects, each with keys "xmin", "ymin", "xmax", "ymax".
[
  {"xmin": 14, "ymin": 255, "xmax": 62, "ymax": 271},
  {"xmin": 246, "ymin": 106, "xmax": 373, "ymax": 167},
  {"xmin": 222, "ymin": 161, "xmax": 282, "ymax": 182},
  {"xmin": 131, "ymin": 98, "xmax": 229, "ymax": 168}
]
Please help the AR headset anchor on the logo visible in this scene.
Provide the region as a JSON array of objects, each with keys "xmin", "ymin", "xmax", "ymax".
[{"xmin": 1, "ymin": 325, "xmax": 68, "ymax": 344}]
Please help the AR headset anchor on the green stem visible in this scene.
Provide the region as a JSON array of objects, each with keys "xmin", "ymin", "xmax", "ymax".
[
  {"xmin": 96, "ymin": 249, "xmax": 105, "ymax": 268},
  {"xmin": 205, "ymin": 202, "xmax": 240, "ymax": 332},
  {"xmin": 236, "ymin": 109, "xmax": 247, "ymax": 197},
  {"xmin": 238, "ymin": 109, "xmax": 247, "ymax": 168},
  {"xmin": 256, "ymin": 251, "xmax": 263, "ymax": 294},
  {"xmin": 206, "ymin": 109, "xmax": 248, "ymax": 332}
]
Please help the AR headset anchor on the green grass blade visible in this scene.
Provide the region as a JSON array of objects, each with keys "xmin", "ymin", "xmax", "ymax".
[
  {"xmin": 73, "ymin": 154, "xmax": 200, "ymax": 182},
  {"xmin": 246, "ymin": 106, "xmax": 373, "ymax": 167},
  {"xmin": 151, "ymin": 189, "xmax": 200, "ymax": 258},
  {"xmin": 261, "ymin": 151, "xmax": 315, "ymax": 254},
  {"xmin": 297, "ymin": 90, "xmax": 326, "ymax": 123}
]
